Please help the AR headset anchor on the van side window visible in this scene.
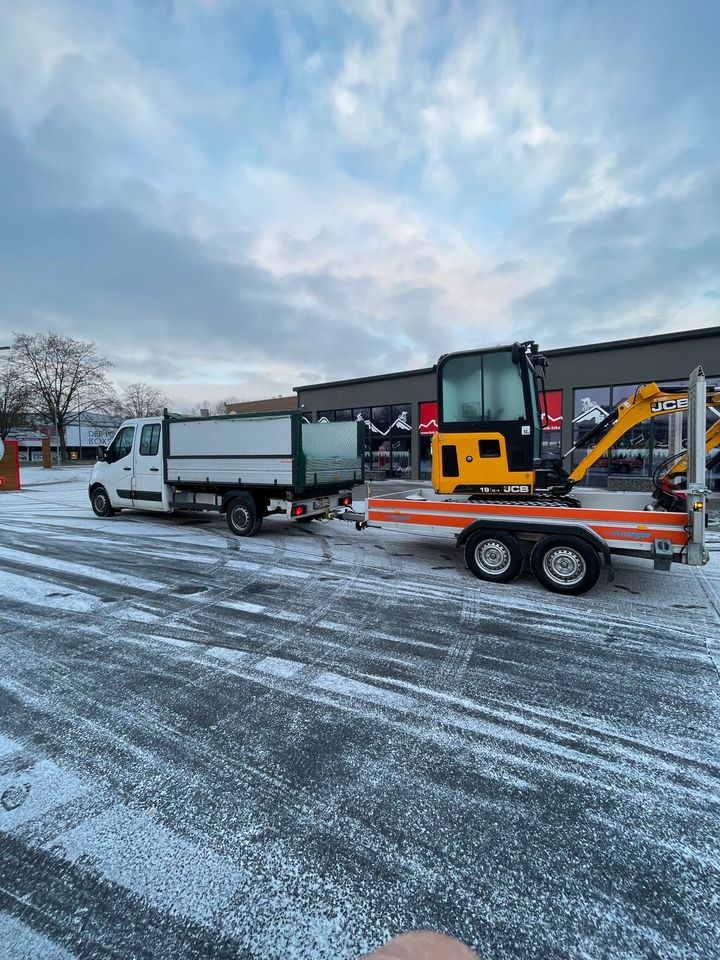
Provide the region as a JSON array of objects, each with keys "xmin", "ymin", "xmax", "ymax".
[
  {"xmin": 108, "ymin": 426, "xmax": 135, "ymax": 462},
  {"xmin": 139, "ymin": 423, "xmax": 161, "ymax": 456}
]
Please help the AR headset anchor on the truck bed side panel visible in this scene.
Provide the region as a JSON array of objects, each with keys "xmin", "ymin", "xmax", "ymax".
[{"xmin": 167, "ymin": 417, "xmax": 294, "ymax": 487}]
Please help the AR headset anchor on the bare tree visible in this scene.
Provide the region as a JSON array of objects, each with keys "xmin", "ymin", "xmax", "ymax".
[
  {"xmin": 12, "ymin": 331, "xmax": 116, "ymax": 461},
  {"xmin": 0, "ymin": 358, "xmax": 33, "ymax": 439},
  {"xmin": 119, "ymin": 382, "xmax": 169, "ymax": 419},
  {"xmin": 181, "ymin": 397, "xmax": 238, "ymax": 416}
]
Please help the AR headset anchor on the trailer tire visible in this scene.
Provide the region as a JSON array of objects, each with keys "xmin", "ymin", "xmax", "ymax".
[
  {"xmin": 531, "ymin": 535, "xmax": 600, "ymax": 595},
  {"xmin": 91, "ymin": 486, "xmax": 115, "ymax": 518},
  {"xmin": 465, "ymin": 530, "xmax": 523, "ymax": 584},
  {"xmin": 226, "ymin": 495, "xmax": 258, "ymax": 537}
]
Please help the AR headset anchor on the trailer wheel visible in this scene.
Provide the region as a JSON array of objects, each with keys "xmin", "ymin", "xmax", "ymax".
[
  {"xmin": 464, "ymin": 531, "xmax": 523, "ymax": 584},
  {"xmin": 91, "ymin": 486, "xmax": 115, "ymax": 518},
  {"xmin": 226, "ymin": 496, "xmax": 258, "ymax": 537},
  {"xmin": 531, "ymin": 535, "xmax": 600, "ymax": 595}
]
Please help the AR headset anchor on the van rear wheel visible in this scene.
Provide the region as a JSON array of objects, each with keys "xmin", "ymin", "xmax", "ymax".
[{"xmin": 226, "ymin": 496, "xmax": 258, "ymax": 537}]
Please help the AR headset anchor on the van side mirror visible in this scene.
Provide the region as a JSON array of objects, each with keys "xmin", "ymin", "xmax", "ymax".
[{"xmin": 97, "ymin": 446, "xmax": 107, "ymax": 462}]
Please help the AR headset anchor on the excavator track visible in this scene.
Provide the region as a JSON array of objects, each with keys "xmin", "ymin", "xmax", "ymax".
[{"xmin": 465, "ymin": 494, "xmax": 582, "ymax": 509}]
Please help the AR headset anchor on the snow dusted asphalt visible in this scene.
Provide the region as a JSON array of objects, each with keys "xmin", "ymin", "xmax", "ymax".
[{"xmin": 1, "ymin": 469, "xmax": 719, "ymax": 960}]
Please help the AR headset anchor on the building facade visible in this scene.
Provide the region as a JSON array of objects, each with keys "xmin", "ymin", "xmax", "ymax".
[
  {"xmin": 9, "ymin": 413, "xmax": 122, "ymax": 461},
  {"xmin": 294, "ymin": 326, "xmax": 720, "ymax": 488}
]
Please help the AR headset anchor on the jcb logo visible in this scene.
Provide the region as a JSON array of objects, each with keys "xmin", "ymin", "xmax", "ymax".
[
  {"xmin": 650, "ymin": 398, "xmax": 688, "ymax": 413},
  {"xmin": 504, "ymin": 484, "xmax": 531, "ymax": 493}
]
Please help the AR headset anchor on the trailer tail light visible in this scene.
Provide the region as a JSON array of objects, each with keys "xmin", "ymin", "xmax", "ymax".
[
  {"xmin": 338, "ymin": 495, "xmax": 352, "ymax": 506},
  {"xmin": 292, "ymin": 504, "xmax": 307, "ymax": 517}
]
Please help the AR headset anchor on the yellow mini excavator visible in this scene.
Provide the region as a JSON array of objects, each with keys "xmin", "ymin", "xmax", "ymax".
[{"xmin": 431, "ymin": 341, "xmax": 719, "ymax": 508}]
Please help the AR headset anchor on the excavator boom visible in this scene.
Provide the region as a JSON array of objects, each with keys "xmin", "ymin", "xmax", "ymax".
[{"xmin": 566, "ymin": 383, "xmax": 720, "ymax": 487}]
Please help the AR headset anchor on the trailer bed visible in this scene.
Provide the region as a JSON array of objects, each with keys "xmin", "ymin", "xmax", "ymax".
[{"xmin": 367, "ymin": 489, "xmax": 691, "ymax": 560}]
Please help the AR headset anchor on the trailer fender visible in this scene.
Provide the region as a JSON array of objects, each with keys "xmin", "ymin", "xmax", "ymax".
[{"xmin": 456, "ymin": 517, "xmax": 614, "ymax": 581}]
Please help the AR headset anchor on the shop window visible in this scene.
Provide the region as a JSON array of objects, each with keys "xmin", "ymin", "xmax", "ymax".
[
  {"xmin": 419, "ymin": 434, "xmax": 433, "ymax": 480},
  {"xmin": 612, "ymin": 384, "xmax": 643, "ymax": 407},
  {"xmin": 572, "ymin": 387, "xmax": 611, "ymax": 486},
  {"xmin": 317, "ymin": 410, "xmax": 335, "ymax": 423},
  {"xmin": 391, "ymin": 405, "xmax": 412, "ymax": 432},
  {"xmin": 371, "ymin": 406, "xmax": 392, "ymax": 435},
  {"xmin": 391, "ymin": 437, "xmax": 411, "ymax": 477},
  {"xmin": 334, "ymin": 408, "xmax": 353, "ymax": 421},
  {"xmin": 371, "ymin": 436, "xmax": 392, "ymax": 476},
  {"xmin": 573, "ymin": 387, "xmax": 611, "ymax": 436},
  {"xmin": 353, "ymin": 407, "xmax": 371, "ymax": 425}
]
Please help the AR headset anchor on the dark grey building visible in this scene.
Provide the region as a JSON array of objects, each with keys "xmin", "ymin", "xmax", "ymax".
[{"xmin": 295, "ymin": 326, "xmax": 720, "ymax": 488}]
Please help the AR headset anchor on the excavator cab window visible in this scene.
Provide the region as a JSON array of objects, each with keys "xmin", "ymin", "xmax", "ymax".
[{"xmin": 440, "ymin": 348, "xmax": 528, "ymax": 427}]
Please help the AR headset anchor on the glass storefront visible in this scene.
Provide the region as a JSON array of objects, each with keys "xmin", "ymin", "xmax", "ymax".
[{"xmin": 314, "ymin": 375, "xmax": 719, "ymax": 488}]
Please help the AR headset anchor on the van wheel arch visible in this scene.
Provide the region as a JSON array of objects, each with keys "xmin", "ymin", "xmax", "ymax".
[{"xmin": 90, "ymin": 484, "xmax": 116, "ymax": 518}]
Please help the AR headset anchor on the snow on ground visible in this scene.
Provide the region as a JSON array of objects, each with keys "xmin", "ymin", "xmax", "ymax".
[
  {"xmin": 0, "ymin": 478, "xmax": 719, "ymax": 959},
  {"xmin": 16, "ymin": 463, "xmax": 94, "ymax": 487}
]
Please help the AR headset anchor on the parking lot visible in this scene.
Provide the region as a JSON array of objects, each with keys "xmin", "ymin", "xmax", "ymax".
[{"xmin": 1, "ymin": 468, "xmax": 719, "ymax": 959}]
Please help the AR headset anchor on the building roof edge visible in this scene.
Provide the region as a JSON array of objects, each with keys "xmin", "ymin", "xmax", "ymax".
[{"xmin": 294, "ymin": 325, "xmax": 719, "ymax": 393}]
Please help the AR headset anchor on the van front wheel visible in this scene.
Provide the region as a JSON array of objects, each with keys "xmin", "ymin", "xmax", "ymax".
[{"xmin": 91, "ymin": 486, "xmax": 115, "ymax": 518}]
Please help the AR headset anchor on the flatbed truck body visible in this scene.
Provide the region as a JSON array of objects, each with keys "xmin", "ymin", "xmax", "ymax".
[{"xmin": 89, "ymin": 411, "xmax": 364, "ymax": 535}]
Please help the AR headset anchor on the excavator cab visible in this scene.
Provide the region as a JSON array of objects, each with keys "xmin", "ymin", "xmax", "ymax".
[{"xmin": 432, "ymin": 342, "xmax": 547, "ymax": 495}]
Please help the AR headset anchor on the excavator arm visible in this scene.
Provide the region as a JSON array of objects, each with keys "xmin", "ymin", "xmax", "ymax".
[
  {"xmin": 662, "ymin": 414, "xmax": 720, "ymax": 480},
  {"xmin": 565, "ymin": 382, "xmax": 720, "ymax": 487},
  {"xmin": 651, "ymin": 411, "xmax": 720, "ymax": 509}
]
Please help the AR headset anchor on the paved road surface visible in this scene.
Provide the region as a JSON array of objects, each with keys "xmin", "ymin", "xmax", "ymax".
[{"xmin": 1, "ymin": 473, "xmax": 719, "ymax": 959}]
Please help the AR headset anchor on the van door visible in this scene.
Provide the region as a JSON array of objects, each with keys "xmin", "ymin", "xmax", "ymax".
[
  {"xmin": 104, "ymin": 425, "xmax": 136, "ymax": 506},
  {"xmin": 132, "ymin": 421, "xmax": 165, "ymax": 509}
]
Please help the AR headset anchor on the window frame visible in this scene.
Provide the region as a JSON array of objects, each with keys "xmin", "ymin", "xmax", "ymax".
[{"xmin": 139, "ymin": 423, "xmax": 161, "ymax": 457}]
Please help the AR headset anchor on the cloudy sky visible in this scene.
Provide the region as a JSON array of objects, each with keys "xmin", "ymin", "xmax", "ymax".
[{"xmin": 0, "ymin": 0, "xmax": 718, "ymax": 407}]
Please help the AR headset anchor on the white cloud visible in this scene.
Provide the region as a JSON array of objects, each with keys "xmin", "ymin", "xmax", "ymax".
[{"xmin": 0, "ymin": 0, "xmax": 717, "ymax": 402}]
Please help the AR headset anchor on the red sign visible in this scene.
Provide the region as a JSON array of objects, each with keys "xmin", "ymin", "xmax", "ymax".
[
  {"xmin": 540, "ymin": 390, "xmax": 563, "ymax": 431},
  {"xmin": 419, "ymin": 401, "xmax": 438, "ymax": 435}
]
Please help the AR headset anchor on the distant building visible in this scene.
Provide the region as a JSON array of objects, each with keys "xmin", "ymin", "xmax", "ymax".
[
  {"xmin": 10, "ymin": 412, "xmax": 123, "ymax": 462},
  {"xmin": 225, "ymin": 396, "xmax": 297, "ymax": 415}
]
